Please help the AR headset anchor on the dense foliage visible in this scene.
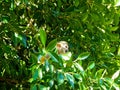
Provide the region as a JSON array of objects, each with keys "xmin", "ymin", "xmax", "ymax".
[{"xmin": 0, "ymin": 0, "xmax": 120, "ymax": 89}]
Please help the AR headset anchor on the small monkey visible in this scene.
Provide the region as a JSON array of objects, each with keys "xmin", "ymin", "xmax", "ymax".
[
  {"xmin": 39, "ymin": 41, "xmax": 69, "ymax": 64},
  {"xmin": 56, "ymin": 41, "xmax": 69, "ymax": 54}
]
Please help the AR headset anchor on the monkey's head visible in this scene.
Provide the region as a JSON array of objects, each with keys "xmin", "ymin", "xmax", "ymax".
[{"xmin": 56, "ymin": 41, "xmax": 69, "ymax": 54}]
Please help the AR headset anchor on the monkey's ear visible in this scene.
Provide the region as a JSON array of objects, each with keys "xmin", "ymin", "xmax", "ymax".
[{"xmin": 56, "ymin": 43, "xmax": 61, "ymax": 48}]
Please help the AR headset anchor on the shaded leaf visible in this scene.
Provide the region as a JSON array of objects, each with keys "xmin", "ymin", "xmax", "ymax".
[
  {"xmin": 57, "ymin": 71, "xmax": 64, "ymax": 85},
  {"xmin": 49, "ymin": 52, "xmax": 59, "ymax": 63},
  {"xmin": 31, "ymin": 84, "xmax": 37, "ymax": 90},
  {"xmin": 74, "ymin": 0, "xmax": 79, "ymax": 7},
  {"xmin": 33, "ymin": 69, "xmax": 38, "ymax": 80}
]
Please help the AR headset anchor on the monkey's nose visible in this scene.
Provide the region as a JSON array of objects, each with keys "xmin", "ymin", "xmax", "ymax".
[{"xmin": 65, "ymin": 50, "xmax": 68, "ymax": 52}]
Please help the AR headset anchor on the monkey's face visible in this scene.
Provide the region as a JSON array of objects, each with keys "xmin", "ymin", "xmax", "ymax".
[{"xmin": 56, "ymin": 41, "xmax": 69, "ymax": 54}]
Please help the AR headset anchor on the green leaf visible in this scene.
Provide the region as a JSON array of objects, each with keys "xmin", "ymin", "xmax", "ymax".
[
  {"xmin": 57, "ymin": 0, "xmax": 62, "ymax": 8},
  {"xmin": 65, "ymin": 73, "xmax": 74, "ymax": 88},
  {"xmin": 112, "ymin": 70, "xmax": 120, "ymax": 80},
  {"xmin": 109, "ymin": 26, "xmax": 119, "ymax": 31},
  {"xmin": 49, "ymin": 79, "xmax": 54, "ymax": 87},
  {"xmin": 104, "ymin": 77, "xmax": 113, "ymax": 85},
  {"xmin": 74, "ymin": 73, "xmax": 82, "ymax": 81},
  {"xmin": 95, "ymin": 69, "xmax": 104, "ymax": 78},
  {"xmin": 45, "ymin": 60, "xmax": 49, "ymax": 72},
  {"xmin": 57, "ymin": 71, "xmax": 64, "ymax": 85},
  {"xmin": 49, "ymin": 65, "xmax": 54, "ymax": 73},
  {"xmin": 74, "ymin": 63, "xmax": 84, "ymax": 73},
  {"xmin": 114, "ymin": 13, "xmax": 119, "ymax": 25},
  {"xmin": 46, "ymin": 39, "xmax": 57, "ymax": 51},
  {"xmin": 38, "ymin": 84, "xmax": 49, "ymax": 90},
  {"xmin": 77, "ymin": 52, "xmax": 90, "ymax": 61},
  {"xmin": 49, "ymin": 52, "xmax": 59, "ymax": 63},
  {"xmin": 112, "ymin": 82, "xmax": 120, "ymax": 90},
  {"xmin": 87, "ymin": 62, "xmax": 95, "ymax": 70},
  {"xmin": 115, "ymin": 0, "xmax": 120, "ymax": 6},
  {"xmin": 31, "ymin": 84, "xmax": 37, "ymax": 90},
  {"xmin": 38, "ymin": 68, "xmax": 42, "ymax": 79},
  {"xmin": 40, "ymin": 28, "xmax": 47, "ymax": 47},
  {"xmin": 82, "ymin": 13, "xmax": 88, "ymax": 22},
  {"xmin": 33, "ymin": 69, "xmax": 38, "ymax": 80},
  {"xmin": 99, "ymin": 79, "xmax": 104, "ymax": 85},
  {"xmin": 74, "ymin": 0, "xmax": 79, "ymax": 7}
]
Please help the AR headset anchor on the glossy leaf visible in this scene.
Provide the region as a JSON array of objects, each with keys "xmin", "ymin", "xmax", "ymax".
[
  {"xmin": 38, "ymin": 68, "xmax": 42, "ymax": 79},
  {"xmin": 112, "ymin": 70, "xmax": 120, "ymax": 80},
  {"xmin": 33, "ymin": 69, "xmax": 38, "ymax": 80},
  {"xmin": 40, "ymin": 28, "xmax": 47, "ymax": 47},
  {"xmin": 65, "ymin": 73, "xmax": 74, "ymax": 88},
  {"xmin": 57, "ymin": 71, "xmax": 64, "ymax": 85},
  {"xmin": 46, "ymin": 39, "xmax": 57, "ymax": 51},
  {"xmin": 74, "ymin": 0, "xmax": 79, "ymax": 7},
  {"xmin": 49, "ymin": 79, "xmax": 54, "ymax": 87},
  {"xmin": 74, "ymin": 73, "xmax": 82, "ymax": 81},
  {"xmin": 49, "ymin": 52, "xmax": 59, "ymax": 63},
  {"xmin": 74, "ymin": 62, "xmax": 84, "ymax": 72},
  {"xmin": 87, "ymin": 62, "xmax": 95, "ymax": 70},
  {"xmin": 77, "ymin": 52, "xmax": 90, "ymax": 61},
  {"xmin": 38, "ymin": 84, "xmax": 49, "ymax": 90}
]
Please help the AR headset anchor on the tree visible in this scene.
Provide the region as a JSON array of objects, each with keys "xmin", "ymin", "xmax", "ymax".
[{"xmin": 0, "ymin": 0, "xmax": 120, "ymax": 89}]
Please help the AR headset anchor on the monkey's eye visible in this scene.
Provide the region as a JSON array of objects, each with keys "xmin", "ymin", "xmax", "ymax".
[{"xmin": 65, "ymin": 45, "xmax": 68, "ymax": 48}]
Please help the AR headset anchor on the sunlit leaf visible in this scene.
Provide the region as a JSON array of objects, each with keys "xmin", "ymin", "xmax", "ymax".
[
  {"xmin": 104, "ymin": 77, "xmax": 113, "ymax": 85},
  {"xmin": 38, "ymin": 84, "xmax": 50, "ymax": 90},
  {"xmin": 40, "ymin": 28, "xmax": 47, "ymax": 47},
  {"xmin": 46, "ymin": 39, "xmax": 57, "ymax": 51},
  {"xmin": 115, "ymin": 0, "xmax": 120, "ymax": 6},
  {"xmin": 87, "ymin": 62, "xmax": 95, "ymax": 70},
  {"xmin": 95, "ymin": 69, "xmax": 104, "ymax": 78},
  {"xmin": 49, "ymin": 65, "xmax": 54, "ymax": 73},
  {"xmin": 112, "ymin": 82, "xmax": 120, "ymax": 90},
  {"xmin": 112, "ymin": 70, "xmax": 120, "ymax": 80},
  {"xmin": 74, "ymin": 63, "xmax": 84, "ymax": 72},
  {"xmin": 65, "ymin": 73, "xmax": 74, "ymax": 88},
  {"xmin": 49, "ymin": 79, "xmax": 54, "ymax": 87},
  {"xmin": 77, "ymin": 52, "xmax": 90, "ymax": 61},
  {"xmin": 45, "ymin": 60, "xmax": 49, "ymax": 72},
  {"xmin": 109, "ymin": 26, "xmax": 119, "ymax": 31},
  {"xmin": 38, "ymin": 68, "xmax": 42, "ymax": 79},
  {"xmin": 101, "ymin": 85, "xmax": 107, "ymax": 90}
]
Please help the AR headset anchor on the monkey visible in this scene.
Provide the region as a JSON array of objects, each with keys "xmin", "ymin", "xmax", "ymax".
[
  {"xmin": 56, "ymin": 41, "xmax": 69, "ymax": 54},
  {"xmin": 39, "ymin": 41, "xmax": 70, "ymax": 64}
]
